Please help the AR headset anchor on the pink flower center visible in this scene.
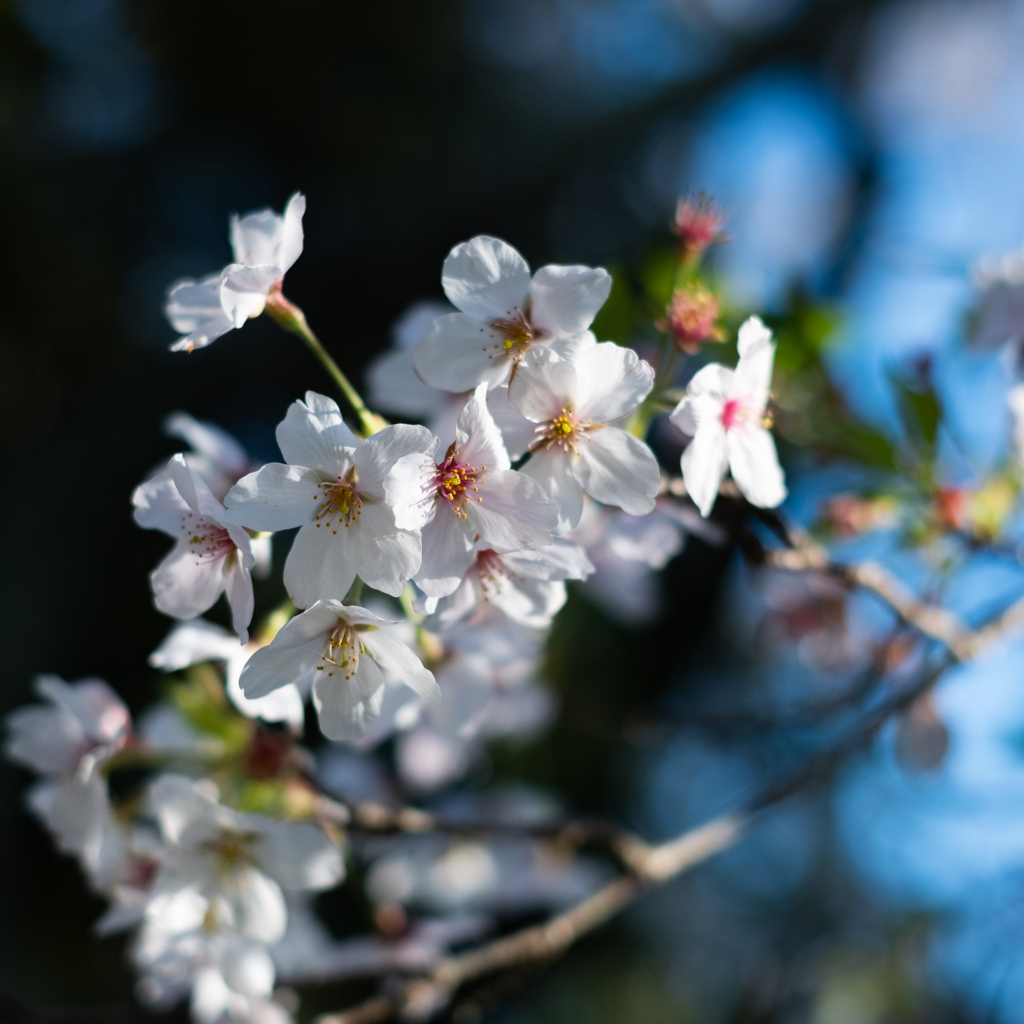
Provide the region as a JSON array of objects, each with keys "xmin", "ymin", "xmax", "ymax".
[
  {"xmin": 178, "ymin": 513, "xmax": 236, "ymax": 562},
  {"xmin": 530, "ymin": 408, "xmax": 595, "ymax": 454},
  {"xmin": 721, "ymin": 398, "xmax": 746, "ymax": 430},
  {"xmin": 314, "ymin": 470, "xmax": 363, "ymax": 535},
  {"xmin": 435, "ymin": 447, "xmax": 486, "ymax": 519}
]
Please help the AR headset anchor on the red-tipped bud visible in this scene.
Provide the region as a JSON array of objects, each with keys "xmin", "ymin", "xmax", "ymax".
[
  {"xmin": 661, "ymin": 283, "xmax": 724, "ymax": 353},
  {"xmin": 672, "ymin": 194, "xmax": 726, "ymax": 259}
]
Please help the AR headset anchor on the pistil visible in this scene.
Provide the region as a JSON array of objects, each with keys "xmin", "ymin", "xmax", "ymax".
[
  {"xmin": 314, "ymin": 469, "xmax": 362, "ymax": 534},
  {"xmin": 434, "ymin": 444, "xmax": 486, "ymax": 519},
  {"xmin": 318, "ymin": 623, "xmax": 365, "ymax": 680}
]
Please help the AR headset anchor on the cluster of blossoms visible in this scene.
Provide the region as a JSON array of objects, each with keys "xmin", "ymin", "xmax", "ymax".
[{"xmin": 6, "ymin": 194, "xmax": 790, "ymax": 1023}]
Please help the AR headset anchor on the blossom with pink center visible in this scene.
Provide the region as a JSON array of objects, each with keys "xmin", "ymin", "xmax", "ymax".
[
  {"xmin": 423, "ymin": 540, "xmax": 594, "ymax": 630},
  {"xmin": 384, "ymin": 384, "xmax": 558, "ymax": 597},
  {"xmin": 165, "ymin": 192, "xmax": 305, "ymax": 353},
  {"xmin": 218, "ymin": 392, "xmax": 435, "ymax": 608},
  {"xmin": 238, "ymin": 601, "xmax": 439, "ymax": 742},
  {"xmin": 412, "ymin": 235, "xmax": 611, "ymax": 392},
  {"xmin": 669, "ymin": 315, "xmax": 787, "ymax": 517},
  {"xmin": 507, "ymin": 342, "xmax": 660, "ymax": 531},
  {"xmin": 133, "ymin": 454, "xmax": 257, "ymax": 643}
]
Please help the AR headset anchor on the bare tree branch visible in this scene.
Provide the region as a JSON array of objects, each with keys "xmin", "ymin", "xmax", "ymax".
[{"xmin": 314, "ymin": 527, "xmax": 1024, "ymax": 1024}]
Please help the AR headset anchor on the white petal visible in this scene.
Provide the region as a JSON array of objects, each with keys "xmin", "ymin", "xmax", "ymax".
[
  {"xmin": 465, "ymin": 469, "xmax": 558, "ymax": 550},
  {"xmin": 231, "ymin": 206, "xmax": 283, "ymax": 267},
  {"xmin": 132, "ymin": 473, "xmax": 191, "ymax": 536},
  {"xmin": 340, "ymin": 502, "xmax": 423, "ymax": 598},
  {"xmin": 367, "ymin": 348, "xmax": 449, "ymax": 418},
  {"xmin": 276, "ymin": 394, "xmax": 359, "ymax": 470},
  {"xmin": 575, "ymin": 428, "xmax": 660, "ymax": 516},
  {"xmin": 414, "ymin": 312, "xmax": 514, "ymax": 391},
  {"xmin": 221, "ymin": 265, "xmax": 280, "ymax": 326},
  {"xmin": 222, "ymin": 463, "xmax": 321, "ymax": 532},
  {"xmin": 502, "ymin": 538, "xmax": 595, "ymax": 581},
  {"xmin": 227, "ymin": 675, "xmax": 305, "ymax": 729},
  {"xmin": 681, "ymin": 422, "xmax": 729, "ymax": 517},
  {"xmin": 365, "ymin": 631, "xmax": 440, "ymax": 701},
  {"xmin": 283, "ymin": 522, "xmax": 358, "ymax": 608},
  {"xmin": 727, "ymin": 425, "xmax": 787, "ymax": 509},
  {"xmin": 239, "ymin": 605, "xmax": 338, "ymax": 699},
  {"xmin": 486, "ymin": 572, "xmax": 567, "ymax": 628},
  {"xmin": 487, "ymin": 386, "xmax": 537, "ymax": 459},
  {"xmin": 165, "ymin": 273, "xmax": 236, "ymax": 352},
  {"xmin": 167, "ymin": 453, "xmax": 224, "ymax": 519},
  {"xmin": 441, "ymin": 235, "xmax": 531, "ymax": 322},
  {"xmin": 278, "ymin": 191, "xmax": 306, "ymax": 274},
  {"xmin": 225, "ymin": 867, "xmax": 287, "ymax": 944},
  {"xmin": 456, "ymin": 383, "xmax": 512, "ymax": 470},
  {"xmin": 508, "ymin": 346, "xmax": 576, "ymax": 423},
  {"xmin": 150, "ymin": 545, "xmax": 228, "ymax": 620},
  {"xmin": 164, "ymin": 413, "xmax": 250, "ymax": 478},
  {"xmin": 415, "ymin": 511, "xmax": 476, "ymax": 597},
  {"xmin": 734, "ymin": 316, "xmax": 776, "ymax": 417},
  {"xmin": 529, "ymin": 264, "xmax": 611, "ymax": 338},
  {"xmin": 384, "ymin": 452, "xmax": 438, "ymax": 531},
  {"xmin": 223, "ymin": 559, "xmax": 255, "ymax": 645},
  {"xmin": 252, "ymin": 818, "xmax": 342, "ymax": 891},
  {"xmin": 149, "ymin": 620, "xmax": 240, "ymax": 671},
  {"xmin": 573, "ymin": 343, "xmax": 654, "ymax": 424},
  {"xmin": 547, "ymin": 329, "xmax": 598, "ymax": 362},
  {"xmin": 680, "ymin": 362, "xmax": 735, "ymax": 406},
  {"xmin": 353, "ymin": 424, "xmax": 437, "ymax": 493},
  {"xmin": 5, "ymin": 704, "xmax": 83, "ymax": 774},
  {"xmin": 522, "ymin": 448, "xmax": 585, "ymax": 531},
  {"xmin": 393, "ymin": 299, "xmax": 454, "ymax": 349},
  {"xmin": 312, "ymin": 657, "xmax": 386, "ymax": 742}
]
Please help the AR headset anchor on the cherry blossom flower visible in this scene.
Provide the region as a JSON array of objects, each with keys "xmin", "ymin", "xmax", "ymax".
[
  {"xmin": 423, "ymin": 540, "xmax": 593, "ymax": 630},
  {"xmin": 384, "ymin": 384, "xmax": 558, "ymax": 597},
  {"xmin": 5, "ymin": 674, "xmax": 130, "ymax": 777},
  {"xmin": 133, "ymin": 918, "xmax": 291, "ymax": 1024},
  {"xmin": 133, "ymin": 455, "xmax": 258, "ymax": 643},
  {"xmin": 220, "ymin": 392, "xmax": 433, "ymax": 607},
  {"xmin": 508, "ymin": 342, "xmax": 660, "ymax": 530},
  {"xmin": 165, "ymin": 193, "xmax": 305, "ymax": 353},
  {"xmin": 149, "ymin": 620, "xmax": 304, "ymax": 732},
  {"xmin": 412, "ymin": 235, "xmax": 610, "ymax": 392},
  {"xmin": 238, "ymin": 601, "xmax": 439, "ymax": 742},
  {"xmin": 143, "ymin": 774, "xmax": 342, "ymax": 947},
  {"xmin": 669, "ymin": 315, "xmax": 787, "ymax": 517}
]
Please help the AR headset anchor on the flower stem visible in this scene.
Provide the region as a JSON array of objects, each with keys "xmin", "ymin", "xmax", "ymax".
[{"xmin": 264, "ymin": 288, "xmax": 387, "ymax": 437}]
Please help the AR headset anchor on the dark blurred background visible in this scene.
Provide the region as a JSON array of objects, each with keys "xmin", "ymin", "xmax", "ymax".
[{"xmin": 5, "ymin": 0, "xmax": 1024, "ymax": 1021}]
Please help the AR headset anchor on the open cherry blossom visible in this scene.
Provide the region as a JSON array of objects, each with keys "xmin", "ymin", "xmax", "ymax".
[
  {"xmin": 669, "ymin": 315, "xmax": 787, "ymax": 517},
  {"xmin": 508, "ymin": 342, "xmax": 660, "ymax": 531},
  {"xmin": 165, "ymin": 192, "xmax": 305, "ymax": 353},
  {"xmin": 412, "ymin": 235, "xmax": 610, "ymax": 392},
  {"xmin": 423, "ymin": 540, "xmax": 594, "ymax": 630},
  {"xmin": 238, "ymin": 601, "xmax": 439, "ymax": 742},
  {"xmin": 385, "ymin": 384, "xmax": 558, "ymax": 597},
  {"xmin": 5, "ymin": 674, "xmax": 130, "ymax": 777},
  {"xmin": 221, "ymin": 392, "xmax": 434, "ymax": 606},
  {"xmin": 133, "ymin": 454, "xmax": 258, "ymax": 643},
  {"xmin": 144, "ymin": 774, "xmax": 342, "ymax": 946}
]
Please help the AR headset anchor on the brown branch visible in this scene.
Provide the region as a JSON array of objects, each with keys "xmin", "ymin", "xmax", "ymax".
[
  {"xmin": 761, "ymin": 534, "xmax": 1019, "ymax": 660},
  {"xmin": 315, "ymin": 534, "xmax": 1024, "ymax": 1024}
]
